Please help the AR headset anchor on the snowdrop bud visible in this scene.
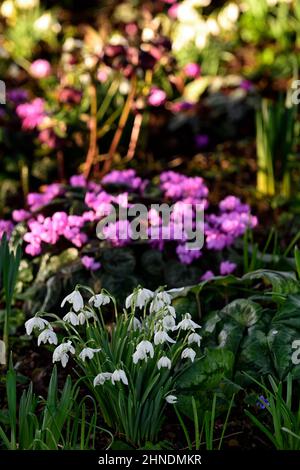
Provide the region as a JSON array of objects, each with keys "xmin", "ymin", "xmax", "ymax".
[
  {"xmin": 89, "ymin": 293, "xmax": 110, "ymax": 308},
  {"xmin": 61, "ymin": 290, "xmax": 84, "ymax": 312},
  {"xmin": 157, "ymin": 356, "xmax": 171, "ymax": 370},
  {"xmin": 111, "ymin": 369, "xmax": 128, "ymax": 386},
  {"xmin": 181, "ymin": 348, "xmax": 196, "ymax": 362},
  {"xmin": 188, "ymin": 332, "xmax": 202, "ymax": 347},
  {"xmin": 154, "ymin": 330, "xmax": 176, "ymax": 345},
  {"xmin": 37, "ymin": 329, "xmax": 57, "ymax": 346},
  {"xmin": 93, "ymin": 372, "xmax": 112, "ymax": 386},
  {"xmin": 63, "ymin": 311, "xmax": 79, "ymax": 326},
  {"xmin": 79, "ymin": 347, "xmax": 101, "ymax": 362},
  {"xmin": 25, "ymin": 316, "xmax": 51, "ymax": 336},
  {"xmin": 165, "ymin": 395, "xmax": 177, "ymax": 404}
]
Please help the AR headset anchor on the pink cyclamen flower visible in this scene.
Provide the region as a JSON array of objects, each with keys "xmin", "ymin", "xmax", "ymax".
[
  {"xmin": 183, "ymin": 63, "xmax": 201, "ymax": 79},
  {"xmin": 12, "ymin": 209, "xmax": 31, "ymax": 222},
  {"xmin": 201, "ymin": 270, "xmax": 214, "ymax": 281},
  {"xmin": 29, "ymin": 60, "xmax": 52, "ymax": 79},
  {"xmin": 220, "ymin": 261, "xmax": 237, "ymax": 276},
  {"xmin": 148, "ymin": 87, "xmax": 167, "ymax": 107},
  {"xmin": 70, "ymin": 175, "xmax": 87, "ymax": 187},
  {"xmin": 81, "ymin": 256, "xmax": 101, "ymax": 271},
  {"xmin": 0, "ymin": 220, "xmax": 14, "ymax": 239},
  {"xmin": 16, "ymin": 98, "xmax": 46, "ymax": 130}
]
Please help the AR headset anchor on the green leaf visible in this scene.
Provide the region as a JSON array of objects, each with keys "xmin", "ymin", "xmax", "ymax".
[
  {"xmin": 242, "ymin": 269, "xmax": 300, "ymax": 294},
  {"xmin": 220, "ymin": 299, "xmax": 262, "ymax": 327},
  {"xmin": 177, "ymin": 349, "xmax": 234, "ymax": 391}
]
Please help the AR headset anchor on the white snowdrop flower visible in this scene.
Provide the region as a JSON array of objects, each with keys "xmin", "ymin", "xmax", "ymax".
[
  {"xmin": 133, "ymin": 349, "xmax": 146, "ymax": 364},
  {"xmin": 133, "ymin": 340, "xmax": 154, "ymax": 363},
  {"xmin": 163, "ymin": 305, "xmax": 176, "ymax": 318},
  {"xmin": 162, "ymin": 315, "xmax": 176, "ymax": 331},
  {"xmin": 111, "ymin": 369, "xmax": 128, "ymax": 386},
  {"xmin": 165, "ymin": 395, "xmax": 177, "ymax": 404},
  {"xmin": 25, "ymin": 316, "xmax": 51, "ymax": 336},
  {"xmin": 181, "ymin": 348, "xmax": 196, "ymax": 363},
  {"xmin": 176, "ymin": 313, "xmax": 201, "ymax": 331},
  {"xmin": 93, "ymin": 372, "xmax": 112, "ymax": 386},
  {"xmin": 79, "ymin": 347, "xmax": 101, "ymax": 362},
  {"xmin": 129, "ymin": 317, "xmax": 142, "ymax": 331},
  {"xmin": 52, "ymin": 341, "xmax": 75, "ymax": 368},
  {"xmin": 63, "ymin": 311, "xmax": 79, "ymax": 326},
  {"xmin": 61, "ymin": 290, "xmax": 84, "ymax": 312},
  {"xmin": 136, "ymin": 340, "xmax": 154, "ymax": 357},
  {"xmin": 157, "ymin": 356, "xmax": 171, "ymax": 370},
  {"xmin": 154, "ymin": 330, "xmax": 176, "ymax": 345},
  {"xmin": 188, "ymin": 332, "xmax": 202, "ymax": 347},
  {"xmin": 125, "ymin": 288, "xmax": 154, "ymax": 310},
  {"xmin": 150, "ymin": 292, "xmax": 172, "ymax": 313},
  {"xmin": 89, "ymin": 293, "xmax": 110, "ymax": 308},
  {"xmin": 78, "ymin": 309, "xmax": 96, "ymax": 325},
  {"xmin": 157, "ymin": 291, "xmax": 172, "ymax": 304},
  {"xmin": 37, "ymin": 329, "xmax": 57, "ymax": 346}
]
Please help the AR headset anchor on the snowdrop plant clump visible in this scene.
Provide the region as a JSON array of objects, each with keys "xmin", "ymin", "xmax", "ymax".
[{"xmin": 25, "ymin": 285, "xmax": 202, "ymax": 446}]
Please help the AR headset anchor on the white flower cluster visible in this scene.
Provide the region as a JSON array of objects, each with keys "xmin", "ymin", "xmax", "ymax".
[{"xmin": 25, "ymin": 285, "xmax": 202, "ymax": 403}]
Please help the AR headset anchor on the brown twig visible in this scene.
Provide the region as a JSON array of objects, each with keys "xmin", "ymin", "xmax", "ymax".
[
  {"xmin": 101, "ymin": 75, "xmax": 137, "ymax": 176},
  {"xmin": 84, "ymin": 83, "xmax": 98, "ymax": 179},
  {"xmin": 124, "ymin": 112, "xmax": 143, "ymax": 162}
]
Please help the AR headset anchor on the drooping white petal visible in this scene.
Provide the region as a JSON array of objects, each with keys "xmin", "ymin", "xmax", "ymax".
[
  {"xmin": 61, "ymin": 290, "xmax": 84, "ymax": 312},
  {"xmin": 37, "ymin": 329, "xmax": 57, "ymax": 346},
  {"xmin": 157, "ymin": 356, "xmax": 171, "ymax": 370},
  {"xmin": 25, "ymin": 317, "xmax": 50, "ymax": 336},
  {"xmin": 181, "ymin": 347, "xmax": 196, "ymax": 362},
  {"xmin": 93, "ymin": 372, "xmax": 112, "ymax": 386}
]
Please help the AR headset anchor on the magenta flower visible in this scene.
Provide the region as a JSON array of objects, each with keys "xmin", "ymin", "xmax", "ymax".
[
  {"xmin": 27, "ymin": 183, "xmax": 62, "ymax": 211},
  {"xmin": 12, "ymin": 209, "xmax": 31, "ymax": 222},
  {"xmin": 81, "ymin": 256, "xmax": 101, "ymax": 271},
  {"xmin": 184, "ymin": 63, "xmax": 201, "ymax": 79},
  {"xmin": 0, "ymin": 220, "xmax": 14, "ymax": 239},
  {"xmin": 16, "ymin": 98, "xmax": 46, "ymax": 130},
  {"xmin": 176, "ymin": 244, "xmax": 202, "ymax": 264},
  {"xmin": 220, "ymin": 261, "xmax": 237, "ymax": 276},
  {"xmin": 102, "ymin": 220, "xmax": 132, "ymax": 247},
  {"xmin": 240, "ymin": 79, "xmax": 253, "ymax": 92},
  {"xmin": 148, "ymin": 87, "xmax": 167, "ymax": 107},
  {"xmin": 29, "ymin": 59, "xmax": 52, "ymax": 79},
  {"xmin": 70, "ymin": 175, "xmax": 87, "ymax": 187},
  {"xmin": 38, "ymin": 128, "xmax": 58, "ymax": 149},
  {"xmin": 201, "ymin": 270, "xmax": 215, "ymax": 281}
]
